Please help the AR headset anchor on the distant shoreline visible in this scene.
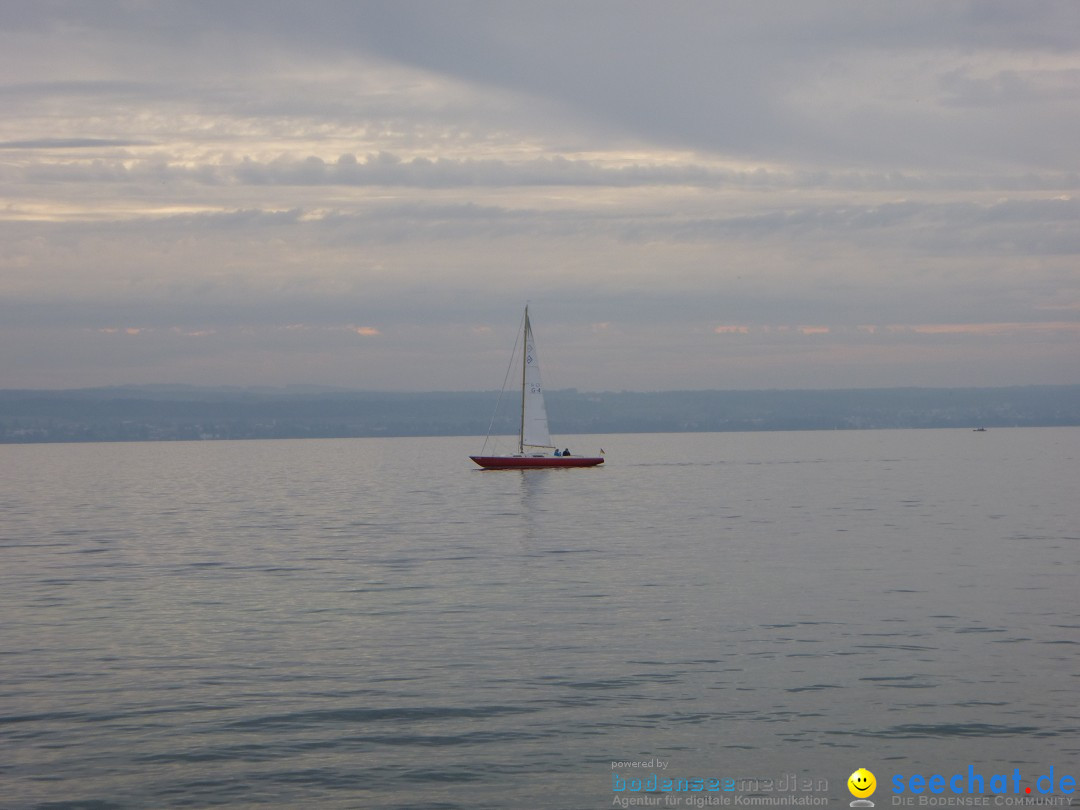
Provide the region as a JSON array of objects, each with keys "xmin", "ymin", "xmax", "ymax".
[{"xmin": 2, "ymin": 385, "xmax": 1078, "ymax": 444}]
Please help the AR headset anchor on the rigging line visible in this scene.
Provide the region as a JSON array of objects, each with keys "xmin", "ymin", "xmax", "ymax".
[{"xmin": 480, "ymin": 307, "xmax": 527, "ymax": 456}]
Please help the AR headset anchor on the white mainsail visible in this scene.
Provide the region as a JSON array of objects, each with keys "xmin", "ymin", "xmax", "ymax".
[{"xmin": 520, "ymin": 309, "xmax": 553, "ymax": 450}]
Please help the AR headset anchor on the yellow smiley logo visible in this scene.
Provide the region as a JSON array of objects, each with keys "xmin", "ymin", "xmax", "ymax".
[{"xmin": 848, "ymin": 768, "xmax": 877, "ymax": 798}]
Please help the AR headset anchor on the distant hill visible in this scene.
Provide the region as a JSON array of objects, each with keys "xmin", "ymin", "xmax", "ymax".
[{"xmin": 1, "ymin": 385, "xmax": 1078, "ymax": 443}]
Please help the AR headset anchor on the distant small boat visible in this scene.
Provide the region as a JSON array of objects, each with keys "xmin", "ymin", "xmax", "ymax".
[
  {"xmin": 470, "ymin": 306, "xmax": 604, "ymax": 469},
  {"xmin": 973, "ymin": 427, "xmax": 987, "ymax": 432}
]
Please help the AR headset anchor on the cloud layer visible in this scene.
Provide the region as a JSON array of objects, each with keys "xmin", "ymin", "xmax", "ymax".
[{"xmin": 1, "ymin": 1, "xmax": 1077, "ymax": 389}]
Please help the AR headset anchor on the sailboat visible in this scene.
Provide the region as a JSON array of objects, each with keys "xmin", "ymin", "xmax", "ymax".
[{"xmin": 470, "ymin": 306, "xmax": 605, "ymax": 469}]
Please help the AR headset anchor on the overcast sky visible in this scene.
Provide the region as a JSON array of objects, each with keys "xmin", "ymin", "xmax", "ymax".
[{"xmin": 2, "ymin": 1, "xmax": 1078, "ymax": 391}]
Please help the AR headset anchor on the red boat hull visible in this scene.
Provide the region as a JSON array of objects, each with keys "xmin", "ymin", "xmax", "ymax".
[{"xmin": 470, "ymin": 455, "xmax": 604, "ymax": 469}]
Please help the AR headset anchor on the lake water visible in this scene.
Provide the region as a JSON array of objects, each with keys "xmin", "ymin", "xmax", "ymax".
[{"xmin": 2, "ymin": 429, "xmax": 1078, "ymax": 809}]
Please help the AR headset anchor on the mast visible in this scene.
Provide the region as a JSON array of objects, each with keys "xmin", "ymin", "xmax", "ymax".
[{"xmin": 519, "ymin": 305, "xmax": 528, "ymax": 454}]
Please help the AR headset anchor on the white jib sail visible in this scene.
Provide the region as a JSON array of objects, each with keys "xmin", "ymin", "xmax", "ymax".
[{"xmin": 521, "ymin": 312, "xmax": 553, "ymax": 449}]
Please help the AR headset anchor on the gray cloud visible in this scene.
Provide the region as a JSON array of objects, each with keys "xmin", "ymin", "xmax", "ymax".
[
  {"xmin": 0, "ymin": 1, "xmax": 1077, "ymax": 390},
  {"xmin": 286, "ymin": 1, "xmax": 1080, "ymax": 170},
  {"xmin": 6, "ymin": 149, "xmax": 1079, "ymax": 193},
  {"xmin": 0, "ymin": 137, "xmax": 154, "ymax": 149},
  {"xmin": 8, "ymin": 2, "xmax": 1080, "ymax": 167}
]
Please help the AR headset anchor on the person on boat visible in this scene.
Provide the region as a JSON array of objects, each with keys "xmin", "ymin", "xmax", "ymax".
[
  {"xmin": 554, "ymin": 449, "xmax": 561, "ymax": 456},
  {"xmin": 563, "ymin": 448, "xmax": 570, "ymax": 456}
]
